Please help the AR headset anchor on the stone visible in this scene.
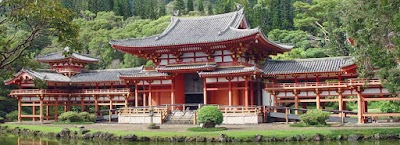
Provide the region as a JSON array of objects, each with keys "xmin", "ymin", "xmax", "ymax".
[
  {"xmin": 82, "ymin": 133, "xmax": 92, "ymax": 139},
  {"xmin": 312, "ymin": 133, "xmax": 323, "ymax": 141},
  {"xmin": 122, "ymin": 134, "xmax": 137, "ymax": 141},
  {"xmin": 139, "ymin": 136, "xmax": 150, "ymax": 142},
  {"xmin": 76, "ymin": 125, "xmax": 84, "ymax": 129},
  {"xmin": 195, "ymin": 137, "xmax": 206, "ymax": 142},
  {"xmin": 348, "ymin": 134, "xmax": 362, "ymax": 141},
  {"xmin": 58, "ymin": 128, "xmax": 70, "ymax": 138},
  {"xmin": 253, "ymin": 134, "xmax": 262, "ymax": 142},
  {"xmin": 219, "ymin": 134, "xmax": 228, "ymax": 142},
  {"xmin": 79, "ymin": 128, "xmax": 90, "ymax": 135}
]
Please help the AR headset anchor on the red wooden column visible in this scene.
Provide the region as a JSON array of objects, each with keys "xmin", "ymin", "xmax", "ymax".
[
  {"xmin": 203, "ymin": 78, "xmax": 207, "ymax": 104},
  {"xmin": 135, "ymin": 81, "xmax": 139, "ymax": 107},
  {"xmin": 357, "ymin": 87, "xmax": 364, "ymax": 123},
  {"xmin": 337, "ymin": 88, "xmax": 344, "ymax": 118},
  {"xmin": 17, "ymin": 96, "xmax": 21, "ymax": 122},
  {"xmin": 54, "ymin": 96, "xmax": 59, "ymax": 121},
  {"xmin": 294, "ymin": 89, "xmax": 299, "ymax": 115},
  {"xmin": 94, "ymin": 95, "xmax": 99, "ymax": 116},
  {"xmin": 227, "ymin": 77, "xmax": 233, "ymax": 106},
  {"xmin": 80, "ymin": 95, "xmax": 85, "ymax": 112},
  {"xmin": 39, "ymin": 95, "xmax": 44, "ymax": 122},
  {"xmin": 244, "ymin": 76, "xmax": 249, "ymax": 108},
  {"xmin": 315, "ymin": 89, "xmax": 321, "ymax": 109},
  {"xmin": 143, "ymin": 93, "xmax": 147, "ymax": 107},
  {"xmin": 32, "ymin": 102, "xmax": 36, "ymax": 121},
  {"xmin": 171, "ymin": 78, "xmax": 175, "ymax": 110},
  {"xmin": 147, "ymin": 80, "xmax": 153, "ymax": 106},
  {"xmin": 250, "ymin": 82, "xmax": 254, "ymax": 106}
]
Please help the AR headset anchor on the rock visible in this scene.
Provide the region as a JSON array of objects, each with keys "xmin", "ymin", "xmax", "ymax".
[
  {"xmin": 122, "ymin": 134, "xmax": 137, "ymax": 141},
  {"xmin": 312, "ymin": 133, "xmax": 324, "ymax": 141},
  {"xmin": 76, "ymin": 125, "xmax": 85, "ymax": 129},
  {"xmin": 58, "ymin": 128, "xmax": 70, "ymax": 138},
  {"xmin": 337, "ymin": 135, "xmax": 345, "ymax": 140},
  {"xmin": 374, "ymin": 133, "xmax": 381, "ymax": 139},
  {"xmin": 253, "ymin": 134, "xmax": 262, "ymax": 142},
  {"xmin": 79, "ymin": 128, "xmax": 90, "ymax": 134},
  {"xmin": 92, "ymin": 131, "xmax": 102, "ymax": 138},
  {"xmin": 69, "ymin": 131, "xmax": 78, "ymax": 138},
  {"xmin": 82, "ymin": 133, "xmax": 92, "ymax": 139},
  {"xmin": 139, "ymin": 136, "xmax": 150, "ymax": 142},
  {"xmin": 195, "ymin": 137, "xmax": 206, "ymax": 142},
  {"xmin": 185, "ymin": 137, "xmax": 196, "ymax": 142},
  {"xmin": 219, "ymin": 134, "xmax": 228, "ymax": 142},
  {"xmin": 348, "ymin": 134, "xmax": 362, "ymax": 141}
]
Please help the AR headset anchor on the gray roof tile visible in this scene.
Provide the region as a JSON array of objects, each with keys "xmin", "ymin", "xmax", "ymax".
[
  {"xmin": 263, "ymin": 57, "xmax": 354, "ymax": 75},
  {"xmin": 198, "ymin": 66, "xmax": 261, "ymax": 77},
  {"xmin": 109, "ymin": 8, "xmax": 291, "ymax": 51},
  {"xmin": 36, "ymin": 52, "xmax": 99, "ymax": 62},
  {"xmin": 156, "ymin": 64, "xmax": 217, "ymax": 71}
]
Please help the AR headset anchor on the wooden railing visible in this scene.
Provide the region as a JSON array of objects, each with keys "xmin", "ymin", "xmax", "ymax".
[
  {"xmin": 118, "ymin": 106, "xmax": 169, "ymax": 123},
  {"xmin": 10, "ymin": 88, "xmax": 130, "ymax": 95},
  {"xmin": 265, "ymin": 79, "xmax": 381, "ymax": 89},
  {"xmin": 217, "ymin": 105, "xmax": 262, "ymax": 114},
  {"xmin": 167, "ymin": 59, "xmax": 216, "ymax": 66}
]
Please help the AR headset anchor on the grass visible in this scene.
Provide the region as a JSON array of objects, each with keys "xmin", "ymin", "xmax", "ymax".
[
  {"xmin": 289, "ymin": 122, "xmax": 329, "ymax": 127},
  {"xmin": 187, "ymin": 127, "xmax": 227, "ymax": 132},
  {"xmin": 2, "ymin": 124, "xmax": 400, "ymax": 139},
  {"xmin": 51, "ymin": 122, "xmax": 94, "ymax": 124}
]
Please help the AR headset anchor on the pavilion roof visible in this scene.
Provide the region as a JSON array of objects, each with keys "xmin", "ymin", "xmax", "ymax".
[
  {"xmin": 156, "ymin": 63, "xmax": 217, "ymax": 72},
  {"xmin": 263, "ymin": 56, "xmax": 355, "ymax": 75},
  {"xmin": 36, "ymin": 52, "xmax": 99, "ymax": 63},
  {"xmin": 198, "ymin": 66, "xmax": 261, "ymax": 77},
  {"xmin": 110, "ymin": 8, "xmax": 292, "ymax": 51},
  {"xmin": 5, "ymin": 67, "xmax": 143, "ymax": 84},
  {"xmin": 119, "ymin": 70, "xmax": 170, "ymax": 80}
]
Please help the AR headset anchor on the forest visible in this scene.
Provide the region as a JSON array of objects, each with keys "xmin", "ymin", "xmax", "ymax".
[{"xmin": 0, "ymin": 0, "xmax": 400, "ymax": 118}]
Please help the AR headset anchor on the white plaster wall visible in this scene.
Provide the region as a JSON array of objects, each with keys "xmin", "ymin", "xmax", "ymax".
[{"xmin": 262, "ymin": 90, "xmax": 273, "ymax": 106}]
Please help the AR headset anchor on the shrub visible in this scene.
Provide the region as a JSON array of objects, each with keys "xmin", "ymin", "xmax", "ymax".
[
  {"xmin": 187, "ymin": 127, "xmax": 227, "ymax": 132},
  {"xmin": 299, "ymin": 109, "xmax": 331, "ymax": 125},
  {"xmin": 197, "ymin": 106, "xmax": 223, "ymax": 128},
  {"xmin": 58, "ymin": 111, "xmax": 81, "ymax": 123},
  {"xmin": 5, "ymin": 110, "xmax": 26, "ymax": 122},
  {"xmin": 0, "ymin": 117, "xmax": 4, "ymax": 123},
  {"xmin": 59, "ymin": 111, "xmax": 97, "ymax": 123},
  {"xmin": 78, "ymin": 112, "xmax": 96, "ymax": 122}
]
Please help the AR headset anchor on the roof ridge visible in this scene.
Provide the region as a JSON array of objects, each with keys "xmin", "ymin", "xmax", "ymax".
[
  {"xmin": 89, "ymin": 67, "xmax": 143, "ymax": 72},
  {"xmin": 268, "ymin": 56, "xmax": 353, "ymax": 62},
  {"xmin": 156, "ymin": 17, "xmax": 180, "ymax": 40},
  {"xmin": 218, "ymin": 10, "xmax": 240, "ymax": 35}
]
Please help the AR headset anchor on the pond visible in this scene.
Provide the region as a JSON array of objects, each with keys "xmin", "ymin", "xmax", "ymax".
[{"xmin": 1, "ymin": 134, "xmax": 400, "ymax": 145}]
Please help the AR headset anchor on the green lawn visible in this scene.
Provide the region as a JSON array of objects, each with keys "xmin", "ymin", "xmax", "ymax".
[{"xmin": 3, "ymin": 124, "xmax": 400, "ymax": 139}]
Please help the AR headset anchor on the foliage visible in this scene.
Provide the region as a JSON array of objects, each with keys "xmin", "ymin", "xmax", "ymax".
[
  {"xmin": 187, "ymin": 127, "xmax": 227, "ymax": 132},
  {"xmin": 5, "ymin": 110, "xmax": 26, "ymax": 122},
  {"xmin": 0, "ymin": 117, "xmax": 4, "ymax": 123},
  {"xmin": 174, "ymin": 0, "xmax": 186, "ymax": 15},
  {"xmin": 78, "ymin": 112, "xmax": 97, "ymax": 122},
  {"xmin": 379, "ymin": 101, "xmax": 400, "ymax": 113},
  {"xmin": 197, "ymin": 106, "xmax": 223, "ymax": 128},
  {"xmin": 299, "ymin": 109, "xmax": 331, "ymax": 126},
  {"xmin": 0, "ymin": 0, "xmax": 79, "ymax": 69},
  {"xmin": 289, "ymin": 122, "xmax": 328, "ymax": 127},
  {"xmin": 58, "ymin": 111, "xmax": 96, "ymax": 123},
  {"xmin": 33, "ymin": 78, "xmax": 48, "ymax": 89}
]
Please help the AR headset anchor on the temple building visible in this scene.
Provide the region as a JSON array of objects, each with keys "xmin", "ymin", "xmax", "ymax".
[{"xmin": 5, "ymin": 8, "xmax": 399, "ymax": 124}]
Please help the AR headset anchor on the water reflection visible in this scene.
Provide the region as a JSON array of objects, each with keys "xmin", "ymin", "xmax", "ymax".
[{"xmin": 1, "ymin": 135, "xmax": 399, "ymax": 145}]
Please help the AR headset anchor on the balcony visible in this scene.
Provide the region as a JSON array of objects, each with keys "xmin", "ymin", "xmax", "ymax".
[
  {"xmin": 9, "ymin": 88, "xmax": 131, "ymax": 96},
  {"xmin": 265, "ymin": 79, "xmax": 382, "ymax": 90}
]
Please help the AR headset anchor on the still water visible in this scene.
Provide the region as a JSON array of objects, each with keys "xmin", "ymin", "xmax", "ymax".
[{"xmin": 1, "ymin": 134, "xmax": 400, "ymax": 145}]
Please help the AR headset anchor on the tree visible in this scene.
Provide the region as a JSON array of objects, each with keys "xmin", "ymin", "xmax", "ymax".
[
  {"xmin": 342, "ymin": 0, "xmax": 400, "ymax": 93},
  {"xmin": 207, "ymin": 2, "xmax": 214, "ymax": 15},
  {"xmin": 0, "ymin": 0, "xmax": 78, "ymax": 70},
  {"xmin": 197, "ymin": 0, "xmax": 204, "ymax": 12},
  {"xmin": 174, "ymin": 0, "xmax": 186, "ymax": 15},
  {"xmin": 187, "ymin": 0, "xmax": 194, "ymax": 12},
  {"xmin": 197, "ymin": 106, "xmax": 223, "ymax": 128}
]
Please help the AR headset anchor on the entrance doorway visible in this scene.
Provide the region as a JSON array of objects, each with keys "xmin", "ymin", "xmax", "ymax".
[{"xmin": 184, "ymin": 73, "xmax": 204, "ymax": 110}]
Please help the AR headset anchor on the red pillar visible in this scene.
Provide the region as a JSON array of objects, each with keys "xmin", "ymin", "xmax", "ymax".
[{"xmin": 245, "ymin": 77, "xmax": 249, "ymax": 108}]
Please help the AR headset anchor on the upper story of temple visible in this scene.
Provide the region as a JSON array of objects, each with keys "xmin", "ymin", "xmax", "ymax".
[{"xmin": 110, "ymin": 8, "xmax": 292, "ymax": 74}]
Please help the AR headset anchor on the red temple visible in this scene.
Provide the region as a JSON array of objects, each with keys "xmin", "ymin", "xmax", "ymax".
[{"xmin": 5, "ymin": 8, "xmax": 398, "ymax": 124}]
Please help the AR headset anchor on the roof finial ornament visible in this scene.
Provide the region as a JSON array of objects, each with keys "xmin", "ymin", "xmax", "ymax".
[
  {"xmin": 235, "ymin": 3, "xmax": 243, "ymax": 11},
  {"xmin": 173, "ymin": 10, "xmax": 179, "ymax": 16},
  {"xmin": 62, "ymin": 46, "xmax": 73, "ymax": 57}
]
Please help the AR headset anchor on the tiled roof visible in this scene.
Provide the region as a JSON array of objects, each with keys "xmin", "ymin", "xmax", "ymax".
[
  {"xmin": 36, "ymin": 52, "xmax": 99, "ymax": 63},
  {"xmin": 7, "ymin": 67, "xmax": 144, "ymax": 83},
  {"xmin": 109, "ymin": 8, "xmax": 291, "ymax": 51},
  {"xmin": 198, "ymin": 66, "xmax": 261, "ymax": 77},
  {"xmin": 119, "ymin": 70, "xmax": 170, "ymax": 79},
  {"xmin": 156, "ymin": 64, "xmax": 217, "ymax": 72},
  {"xmin": 263, "ymin": 56, "xmax": 355, "ymax": 75}
]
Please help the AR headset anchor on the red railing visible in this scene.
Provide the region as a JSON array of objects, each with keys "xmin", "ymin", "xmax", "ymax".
[
  {"xmin": 167, "ymin": 59, "xmax": 215, "ymax": 66},
  {"xmin": 265, "ymin": 79, "xmax": 381, "ymax": 89},
  {"xmin": 10, "ymin": 88, "xmax": 130, "ymax": 95}
]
